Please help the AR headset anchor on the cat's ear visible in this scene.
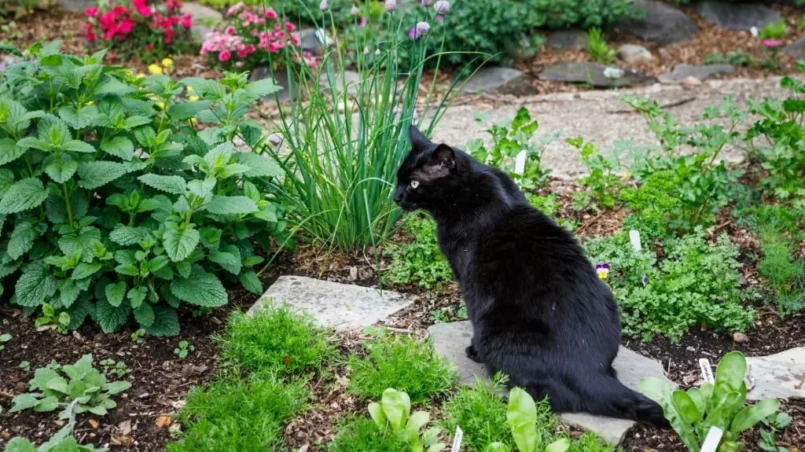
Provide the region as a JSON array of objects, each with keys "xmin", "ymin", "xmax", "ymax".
[
  {"xmin": 429, "ymin": 144, "xmax": 456, "ymax": 170},
  {"xmin": 408, "ymin": 125, "xmax": 432, "ymax": 152}
]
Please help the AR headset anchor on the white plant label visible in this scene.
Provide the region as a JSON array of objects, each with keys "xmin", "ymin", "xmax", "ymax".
[
  {"xmin": 700, "ymin": 426, "xmax": 724, "ymax": 452},
  {"xmin": 514, "ymin": 151, "xmax": 527, "ymax": 175},
  {"xmin": 629, "ymin": 230, "xmax": 642, "ymax": 252},
  {"xmin": 699, "ymin": 358, "xmax": 714, "ymax": 383},
  {"xmin": 451, "ymin": 426, "xmax": 463, "ymax": 452}
]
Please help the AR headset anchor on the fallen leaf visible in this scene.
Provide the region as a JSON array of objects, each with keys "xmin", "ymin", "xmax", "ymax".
[
  {"xmin": 117, "ymin": 420, "xmax": 132, "ymax": 436},
  {"xmin": 155, "ymin": 416, "xmax": 173, "ymax": 428},
  {"xmin": 88, "ymin": 419, "xmax": 99, "ymax": 429}
]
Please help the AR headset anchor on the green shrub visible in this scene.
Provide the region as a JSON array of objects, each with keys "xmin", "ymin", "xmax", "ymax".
[
  {"xmin": 757, "ymin": 228, "xmax": 805, "ymax": 316},
  {"xmin": 704, "ymin": 50, "xmax": 752, "ymax": 67},
  {"xmin": 219, "ymin": 306, "xmax": 335, "ymax": 375},
  {"xmin": 585, "ymin": 230, "xmax": 755, "ymax": 342},
  {"xmin": 348, "ymin": 333, "xmax": 456, "ymax": 404},
  {"xmin": 329, "ymin": 416, "xmax": 411, "ymax": 452},
  {"xmin": 567, "ymin": 137, "xmax": 621, "ymax": 211},
  {"xmin": 168, "ymin": 372, "xmax": 309, "ymax": 452},
  {"xmin": 5, "ymin": 422, "xmax": 105, "ymax": 451},
  {"xmin": 586, "ymin": 28, "xmax": 615, "ymax": 65},
  {"xmin": 387, "ymin": 214, "xmax": 452, "ymax": 291},
  {"xmin": 0, "ymin": 45, "xmax": 286, "ymax": 335}
]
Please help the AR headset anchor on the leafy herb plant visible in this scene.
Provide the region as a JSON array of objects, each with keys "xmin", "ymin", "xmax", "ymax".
[
  {"xmin": 10, "ymin": 354, "xmax": 131, "ymax": 419},
  {"xmin": 0, "ymin": 44, "xmax": 286, "ymax": 335},
  {"xmin": 587, "ymin": 28, "xmax": 616, "ymax": 65},
  {"xmin": 567, "ymin": 137, "xmax": 621, "ymax": 211},
  {"xmin": 5, "ymin": 421, "xmax": 106, "ymax": 451},
  {"xmin": 484, "ymin": 388, "xmax": 570, "ymax": 452},
  {"xmin": 640, "ymin": 351, "xmax": 781, "ymax": 452},
  {"xmin": 173, "ymin": 340, "xmax": 194, "ymax": 359},
  {"xmin": 387, "ymin": 213, "xmax": 452, "ymax": 291}
]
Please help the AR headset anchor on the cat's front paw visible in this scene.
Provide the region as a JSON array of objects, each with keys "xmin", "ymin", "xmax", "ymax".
[{"xmin": 466, "ymin": 345, "xmax": 483, "ymax": 363}]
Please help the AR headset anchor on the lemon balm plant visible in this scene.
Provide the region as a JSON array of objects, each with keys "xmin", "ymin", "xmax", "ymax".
[
  {"xmin": 263, "ymin": 0, "xmax": 471, "ymax": 249},
  {"xmin": 0, "ymin": 43, "xmax": 286, "ymax": 336}
]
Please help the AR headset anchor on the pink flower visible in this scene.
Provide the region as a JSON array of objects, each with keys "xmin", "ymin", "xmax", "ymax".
[
  {"xmin": 285, "ymin": 22, "xmax": 296, "ymax": 31},
  {"xmin": 414, "ymin": 21, "xmax": 430, "ymax": 38},
  {"xmin": 120, "ymin": 19, "xmax": 134, "ymax": 33},
  {"xmin": 762, "ymin": 39, "xmax": 784, "ymax": 48},
  {"xmin": 225, "ymin": 25, "xmax": 235, "ymax": 35},
  {"xmin": 85, "ymin": 7, "xmax": 98, "ymax": 16},
  {"xmin": 358, "ymin": 17, "xmax": 367, "ymax": 27},
  {"xmin": 226, "ymin": 2, "xmax": 244, "ymax": 17},
  {"xmin": 319, "ymin": 0, "xmax": 328, "ymax": 11},
  {"xmin": 265, "ymin": 8, "xmax": 277, "ymax": 19},
  {"xmin": 434, "ymin": 0, "xmax": 449, "ymax": 14},
  {"xmin": 421, "ymin": 0, "xmax": 433, "ymax": 4},
  {"xmin": 181, "ymin": 14, "xmax": 191, "ymax": 28},
  {"xmin": 219, "ymin": 51, "xmax": 231, "ymax": 62},
  {"xmin": 350, "ymin": 5, "xmax": 359, "ymax": 15},
  {"xmin": 385, "ymin": 0, "xmax": 396, "ymax": 12},
  {"xmin": 236, "ymin": 61, "xmax": 244, "ymax": 67}
]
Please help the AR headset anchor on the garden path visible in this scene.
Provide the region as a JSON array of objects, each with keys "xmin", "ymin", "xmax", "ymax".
[{"xmin": 432, "ymin": 76, "xmax": 791, "ymax": 177}]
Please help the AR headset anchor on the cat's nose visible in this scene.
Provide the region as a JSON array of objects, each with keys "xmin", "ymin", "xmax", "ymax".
[{"xmin": 393, "ymin": 187, "xmax": 403, "ymax": 204}]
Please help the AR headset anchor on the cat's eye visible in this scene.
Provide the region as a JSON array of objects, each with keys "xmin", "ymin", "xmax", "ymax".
[{"xmin": 409, "ymin": 180, "xmax": 420, "ymax": 189}]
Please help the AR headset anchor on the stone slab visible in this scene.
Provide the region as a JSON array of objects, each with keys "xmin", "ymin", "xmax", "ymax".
[
  {"xmin": 428, "ymin": 321, "xmax": 674, "ymax": 445},
  {"xmin": 692, "ymin": 1, "xmax": 782, "ymax": 31},
  {"xmin": 248, "ymin": 275, "xmax": 413, "ymax": 331},
  {"xmin": 746, "ymin": 347, "xmax": 805, "ymax": 401},
  {"xmin": 58, "ymin": 0, "xmax": 94, "ymax": 11},
  {"xmin": 462, "ymin": 67, "xmax": 537, "ymax": 97},
  {"xmin": 616, "ymin": 0, "xmax": 698, "ymax": 44},
  {"xmin": 182, "ymin": 2, "xmax": 223, "ymax": 42},
  {"xmin": 658, "ymin": 63, "xmax": 735, "ymax": 83},
  {"xmin": 539, "ymin": 62, "xmax": 653, "ymax": 88}
]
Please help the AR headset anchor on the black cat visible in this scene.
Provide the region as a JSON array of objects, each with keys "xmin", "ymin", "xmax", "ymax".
[{"xmin": 393, "ymin": 126, "xmax": 667, "ymax": 426}]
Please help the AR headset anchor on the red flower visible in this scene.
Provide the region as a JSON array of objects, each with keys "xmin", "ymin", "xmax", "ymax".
[
  {"xmin": 285, "ymin": 22, "xmax": 296, "ymax": 31},
  {"xmin": 146, "ymin": 43, "xmax": 154, "ymax": 50},
  {"xmin": 86, "ymin": 30, "xmax": 96, "ymax": 41},
  {"xmin": 120, "ymin": 19, "xmax": 134, "ymax": 34},
  {"xmin": 85, "ymin": 7, "xmax": 98, "ymax": 16},
  {"xmin": 164, "ymin": 36, "xmax": 172, "ymax": 44},
  {"xmin": 181, "ymin": 14, "xmax": 191, "ymax": 28}
]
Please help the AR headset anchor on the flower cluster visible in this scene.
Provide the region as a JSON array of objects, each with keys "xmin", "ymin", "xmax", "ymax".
[
  {"xmin": 405, "ymin": 1, "xmax": 448, "ymax": 40},
  {"xmin": 83, "ymin": 0, "xmax": 192, "ymax": 58},
  {"xmin": 200, "ymin": 3, "xmax": 315, "ymax": 70}
]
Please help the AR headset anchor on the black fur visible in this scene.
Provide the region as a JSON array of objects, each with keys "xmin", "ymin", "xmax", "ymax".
[{"xmin": 394, "ymin": 126, "xmax": 667, "ymax": 427}]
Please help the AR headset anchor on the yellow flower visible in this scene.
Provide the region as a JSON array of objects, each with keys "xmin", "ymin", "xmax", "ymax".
[
  {"xmin": 186, "ymin": 86, "xmax": 194, "ymax": 93},
  {"xmin": 161, "ymin": 58, "xmax": 174, "ymax": 68},
  {"xmin": 148, "ymin": 64, "xmax": 163, "ymax": 75},
  {"xmin": 136, "ymin": 73, "xmax": 146, "ymax": 79},
  {"xmin": 189, "ymin": 96, "xmax": 200, "ymax": 102},
  {"xmin": 190, "ymin": 118, "xmax": 198, "ymax": 126},
  {"xmin": 156, "ymin": 101, "xmax": 166, "ymax": 110},
  {"xmin": 85, "ymin": 101, "xmax": 94, "ymax": 106}
]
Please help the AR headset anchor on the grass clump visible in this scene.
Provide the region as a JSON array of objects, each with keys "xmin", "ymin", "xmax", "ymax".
[
  {"xmin": 348, "ymin": 333, "xmax": 457, "ymax": 404},
  {"xmin": 328, "ymin": 416, "xmax": 411, "ymax": 452},
  {"xmin": 219, "ymin": 306, "xmax": 335, "ymax": 375},
  {"xmin": 386, "ymin": 214, "xmax": 452, "ymax": 291},
  {"xmin": 757, "ymin": 228, "xmax": 805, "ymax": 316},
  {"xmin": 167, "ymin": 372, "xmax": 309, "ymax": 452}
]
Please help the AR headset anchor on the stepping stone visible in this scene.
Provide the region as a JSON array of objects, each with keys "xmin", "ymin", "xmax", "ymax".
[
  {"xmin": 248, "ymin": 276, "xmax": 413, "ymax": 331},
  {"xmin": 692, "ymin": 1, "xmax": 782, "ymax": 31},
  {"xmin": 746, "ymin": 347, "xmax": 805, "ymax": 401},
  {"xmin": 539, "ymin": 62, "xmax": 653, "ymax": 88},
  {"xmin": 428, "ymin": 321, "xmax": 674, "ymax": 445},
  {"xmin": 182, "ymin": 3, "xmax": 223, "ymax": 42},
  {"xmin": 547, "ymin": 30, "xmax": 588, "ymax": 50},
  {"xmin": 658, "ymin": 63, "xmax": 734, "ymax": 84},
  {"xmin": 461, "ymin": 67, "xmax": 537, "ymax": 97},
  {"xmin": 616, "ymin": 0, "xmax": 699, "ymax": 44}
]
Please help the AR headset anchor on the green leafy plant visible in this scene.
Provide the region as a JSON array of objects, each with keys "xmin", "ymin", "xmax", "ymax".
[
  {"xmin": 640, "ymin": 351, "xmax": 781, "ymax": 452},
  {"xmin": 757, "ymin": 228, "xmax": 804, "ymax": 316},
  {"xmin": 430, "ymin": 303, "xmax": 469, "ymax": 324},
  {"xmin": 4, "ymin": 421, "xmax": 106, "ymax": 451},
  {"xmin": 484, "ymin": 388, "xmax": 570, "ymax": 452},
  {"xmin": 0, "ymin": 331, "xmax": 10, "ymax": 351},
  {"xmin": 567, "ymin": 137, "xmax": 621, "ymax": 211},
  {"xmin": 99, "ymin": 359, "xmax": 130, "ymax": 378},
  {"xmin": 348, "ymin": 333, "xmax": 457, "ymax": 404},
  {"xmin": 363, "ymin": 388, "xmax": 446, "ymax": 452},
  {"xmin": 704, "ymin": 51, "xmax": 752, "ymax": 67},
  {"xmin": 587, "ymin": 28, "xmax": 616, "ymax": 65},
  {"xmin": 759, "ymin": 21, "xmax": 787, "ymax": 40},
  {"xmin": 10, "ymin": 354, "xmax": 131, "ymax": 419},
  {"xmin": 173, "ymin": 340, "xmax": 194, "ymax": 359},
  {"xmin": 218, "ymin": 306, "xmax": 335, "ymax": 375},
  {"xmin": 34, "ymin": 303, "xmax": 70, "ymax": 334},
  {"xmin": 130, "ymin": 328, "xmax": 146, "ymax": 344},
  {"xmin": 467, "ymin": 108, "xmax": 556, "ymax": 191},
  {"xmin": 386, "ymin": 213, "xmax": 452, "ymax": 291},
  {"xmin": 758, "ymin": 412, "xmax": 791, "ymax": 452},
  {"xmin": 0, "ymin": 45, "xmax": 287, "ymax": 335},
  {"xmin": 585, "ymin": 230, "xmax": 754, "ymax": 342},
  {"xmin": 168, "ymin": 372, "xmax": 310, "ymax": 452}
]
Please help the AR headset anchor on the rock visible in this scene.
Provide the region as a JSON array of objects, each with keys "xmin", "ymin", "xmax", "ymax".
[
  {"xmin": 692, "ymin": 1, "xmax": 782, "ymax": 31},
  {"xmin": 58, "ymin": 0, "xmax": 94, "ymax": 11},
  {"xmin": 538, "ymin": 62, "xmax": 653, "ymax": 88},
  {"xmin": 428, "ymin": 321, "xmax": 675, "ymax": 445},
  {"xmin": 461, "ymin": 67, "xmax": 537, "ymax": 96},
  {"xmin": 182, "ymin": 3, "xmax": 223, "ymax": 42},
  {"xmin": 783, "ymin": 37, "xmax": 805, "ymax": 59},
  {"xmin": 248, "ymin": 275, "xmax": 413, "ymax": 331},
  {"xmin": 658, "ymin": 63, "xmax": 735, "ymax": 84},
  {"xmin": 732, "ymin": 332, "xmax": 748, "ymax": 343},
  {"xmin": 618, "ymin": 44, "xmax": 654, "ymax": 64},
  {"xmin": 547, "ymin": 30, "xmax": 588, "ymax": 50},
  {"xmin": 299, "ymin": 28, "xmax": 323, "ymax": 55},
  {"xmin": 616, "ymin": 0, "xmax": 698, "ymax": 44},
  {"xmin": 746, "ymin": 347, "xmax": 805, "ymax": 401},
  {"xmin": 250, "ymin": 67, "xmax": 294, "ymax": 103},
  {"xmin": 320, "ymin": 70, "xmax": 362, "ymax": 96},
  {"xmin": 658, "ymin": 48, "xmax": 673, "ymax": 60},
  {"xmin": 682, "ymin": 76, "xmax": 703, "ymax": 89}
]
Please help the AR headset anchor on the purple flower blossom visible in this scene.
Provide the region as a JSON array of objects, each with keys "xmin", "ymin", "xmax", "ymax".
[
  {"xmin": 385, "ymin": 0, "xmax": 397, "ymax": 12},
  {"xmin": 350, "ymin": 5, "xmax": 359, "ymax": 16},
  {"xmin": 762, "ymin": 39, "xmax": 784, "ymax": 48},
  {"xmin": 422, "ymin": 0, "xmax": 433, "ymax": 4},
  {"xmin": 436, "ymin": 14, "xmax": 444, "ymax": 22},
  {"xmin": 595, "ymin": 263, "xmax": 610, "ymax": 280},
  {"xmin": 358, "ymin": 17, "xmax": 368, "ymax": 27},
  {"xmin": 434, "ymin": 0, "xmax": 449, "ymax": 14},
  {"xmin": 641, "ymin": 275, "xmax": 649, "ymax": 286},
  {"xmin": 319, "ymin": 0, "xmax": 328, "ymax": 11},
  {"xmin": 412, "ymin": 21, "xmax": 430, "ymax": 39}
]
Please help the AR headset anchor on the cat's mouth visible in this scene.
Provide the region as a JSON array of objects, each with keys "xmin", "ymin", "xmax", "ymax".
[{"xmin": 395, "ymin": 199, "xmax": 418, "ymax": 212}]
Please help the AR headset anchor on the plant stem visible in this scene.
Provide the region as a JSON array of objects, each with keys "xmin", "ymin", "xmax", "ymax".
[{"xmin": 62, "ymin": 183, "xmax": 74, "ymax": 226}]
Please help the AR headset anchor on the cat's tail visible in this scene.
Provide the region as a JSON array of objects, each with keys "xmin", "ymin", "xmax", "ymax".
[{"xmin": 582, "ymin": 375, "xmax": 669, "ymax": 428}]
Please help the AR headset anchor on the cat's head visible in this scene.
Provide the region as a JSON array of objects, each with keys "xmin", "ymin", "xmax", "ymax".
[{"xmin": 394, "ymin": 126, "xmax": 459, "ymax": 212}]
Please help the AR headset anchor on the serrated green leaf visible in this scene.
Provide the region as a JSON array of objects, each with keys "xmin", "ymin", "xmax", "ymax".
[
  {"xmin": 146, "ymin": 304, "xmax": 180, "ymax": 336},
  {"xmin": 0, "ymin": 137, "xmax": 27, "ymax": 166},
  {"xmin": 127, "ymin": 286, "xmax": 147, "ymax": 309},
  {"xmin": 105, "ymin": 281, "xmax": 127, "ymax": 307},
  {"xmin": 96, "ymin": 299, "xmax": 130, "ymax": 333},
  {"xmin": 204, "ymin": 195, "xmax": 258, "ymax": 216},
  {"xmin": 72, "ymin": 262, "xmax": 102, "ymax": 280},
  {"xmin": 236, "ymin": 152, "xmax": 284, "ymax": 178},
  {"xmin": 244, "ymin": 78, "xmax": 281, "ymax": 99},
  {"xmin": 59, "ymin": 280, "xmax": 81, "ymax": 308},
  {"xmin": 15, "ymin": 262, "xmax": 58, "ymax": 307},
  {"xmin": 0, "ymin": 178, "xmax": 48, "ymax": 215},
  {"xmin": 208, "ymin": 248, "xmax": 241, "ymax": 275},
  {"xmin": 133, "ymin": 302, "xmax": 155, "ymax": 328},
  {"xmin": 77, "ymin": 161, "xmax": 129, "ymax": 190},
  {"xmin": 168, "ymin": 100, "xmax": 213, "ymax": 120},
  {"xmin": 100, "ymin": 136, "xmax": 134, "ymax": 161},
  {"xmin": 0, "ymin": 169, "xmax": 15, "ymax": 197},
  {"xmin": 58, "ymin": 105, "xmax": 99, "ymax": 129},
  {"xmin": 138, "ymin": 174, "xmax": 186, "ymax": 195},
  {"xmin": 163, "ymin": 225, "xmax": 199, "ymax": 262},
  {"xmin": 240, "ymin": 270, "xmax": 263, "ymax": 294},
  {"xmin": 109, "ymin": 226, "xmax": 151, "ymax": 246},
  {"xmin": 170, "ymin": 268, "xmax": 227, "ymax": 307},
  {"xmin": 115, "ymin": 264, "xmax": 139, "ymax": 277},
  {"xmin": 63, "ymin": 140, "xmax": 96, "ymax": 153},
  {"xmin": 8, "ymin": 222, "xmax": 38, "ymax": 260},
  {"xmin": 95, "ymin": 76, "xmax": 136, "ymax": 96},
  {"xmin": 44, "ymin": 154, "xmax": 79, "ymax": 183},
  {"xmin": 105, "ymin": 380, "xmax": 132, "ymax": 395}
]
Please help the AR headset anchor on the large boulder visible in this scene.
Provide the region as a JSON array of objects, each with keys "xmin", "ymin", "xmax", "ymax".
[
  {"xmin": 692, "ymin": 1, "xmax": 782, "ymax": 31},
  {"xmin": 547, "ymin": 30, "xmax": 588, "ymax": 50},
  {"xmin": 616, "ymin": 0, "xmax": 699, "ymax": 44},
  {"xmin": 182, "ymin": 2, "xmax": 223, "ymax": 42}
]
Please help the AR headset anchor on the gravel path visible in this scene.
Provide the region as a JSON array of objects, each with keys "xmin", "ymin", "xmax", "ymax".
[{"xmin": 431, "ymin": 77, "xmax": 793, "ymax": 177}]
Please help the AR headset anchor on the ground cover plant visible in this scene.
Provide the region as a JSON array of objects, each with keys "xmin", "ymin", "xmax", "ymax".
[
  {"xmin": 386, "ymin": 213, "xmax": 452, "ymax": 291},
  {"xmin": 0, "ymin": 44, "xmax": 286, "ymax": 336}
]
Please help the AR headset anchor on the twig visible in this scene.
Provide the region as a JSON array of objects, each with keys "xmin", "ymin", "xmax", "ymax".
[
  {"xmin": 575, "ymin": 212, "xmax": 604, "ymax": 235},
  {"xmin": 607, "ymin": 96, "xmax": 697, "ymax": 114}
]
